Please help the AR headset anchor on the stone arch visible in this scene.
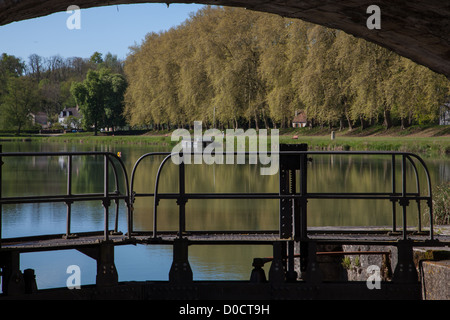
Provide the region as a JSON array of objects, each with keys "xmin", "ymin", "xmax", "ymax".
[{"xmin": 0, "ymin": 1, "xmax": 449, "ymax": 77}]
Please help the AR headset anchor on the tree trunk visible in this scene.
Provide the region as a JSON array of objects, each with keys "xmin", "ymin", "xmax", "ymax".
[
  {"xmin": 345, "ymin": 110, "xmax": 353, "ymax": 131},
  {"xmin": 262, "ymin": 109, "xmax": 269, "ymax": 129},
  {"xmin": 383, "ymin": 108, "xmax": 392, "ymax": 129},
  {"xmin": 254, "ymin": 109, "xmax": 259, "ymax": 130}
]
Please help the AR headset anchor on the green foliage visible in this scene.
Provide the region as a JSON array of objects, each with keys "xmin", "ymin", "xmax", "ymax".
[
  {"xmin": 123, "ymin": 7, "xmax": 450, "ymax": 131},
  {"xmin": 71, "ymin": 68, "xmax": 126, "ymax": 134},
  {"xmin": 0, "ymin": 51, "xmax": 126, "ymax": 131},
  {"xmin": 0, "ymin": 76, "xmax": 39, "ymax": 134},
  {"xmin": 431, "ymin": 183, "xmax": 450, "ymax": 225}
]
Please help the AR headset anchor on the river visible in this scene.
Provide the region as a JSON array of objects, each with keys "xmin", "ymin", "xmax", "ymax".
[{"xmin": 0, "ymin": 140, "xmax": 448, "ymax": 290}]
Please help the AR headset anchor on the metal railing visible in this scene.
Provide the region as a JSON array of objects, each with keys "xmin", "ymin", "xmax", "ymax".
[
  {"xmin": 0, "ymin": 150, "xmax": 132, "ymax": 247},
  {"xmin": 0, "ymin": 148, "xmax": 434, "ymax": 247},
  {"xmin": 129, "ymin": 150, "xmax": 434, "ymax": 242}
]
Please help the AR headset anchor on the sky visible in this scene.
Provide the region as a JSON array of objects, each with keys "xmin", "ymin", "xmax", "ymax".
[{"xmin": 0, "ymin": 3, "xmax": 205, "ymax": 62}]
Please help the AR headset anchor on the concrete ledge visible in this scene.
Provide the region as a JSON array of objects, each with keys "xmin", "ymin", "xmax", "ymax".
[{"xmin": 420, "ymin": 259, "xmax": 450, "ymax": 300}]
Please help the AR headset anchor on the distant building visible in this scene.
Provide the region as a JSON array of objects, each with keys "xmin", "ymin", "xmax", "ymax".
[
  {"xmin": 58, "ymin": 107, "xmax": 81, "ymax": 129},
  {"xmin": 439, "ymin": 100, "xmax": 450, "ymax": 125},
  {"xmin": 30, "ymin": 112, "xmax": 49, "ymax": 128},
  {"xmin": 292, "ymin": 110, "xmax": 307, "ymax": 128}
]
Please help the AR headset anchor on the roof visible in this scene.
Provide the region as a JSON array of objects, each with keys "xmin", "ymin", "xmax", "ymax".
[
  {"xmin": 60, "ymin": 107, "xmax": 80, "ymax": 118},
  {"xmin": 293, "ymin": 111, "xmax": 307, "ymax": 123}
]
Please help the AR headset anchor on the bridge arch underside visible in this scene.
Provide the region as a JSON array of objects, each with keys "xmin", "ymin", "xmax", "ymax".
[{"xmin": 0, "ymin": 0, "xmax": 449, "ymax": 78}]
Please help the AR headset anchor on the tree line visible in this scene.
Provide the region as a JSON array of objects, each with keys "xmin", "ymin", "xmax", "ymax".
[
  {"xmin": 1, "ymin": 6, "xmax": 449, "ymax": 135},
  {"xmin": 124, "ymin": 6, "xmax": 450, "ymax": 131},
  {"xmin": 0, "ymin": 51, "xmax": 124, "ymax": 133}
]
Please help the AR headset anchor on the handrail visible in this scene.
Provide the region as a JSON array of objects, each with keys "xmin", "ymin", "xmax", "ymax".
[
  {"xmin": 129, "ymin": 150, "xmax": 434, "ymax": 241},
  {"xmin": 1, "ymin": 150, "xmax": 433, "ymax": 247},
  {"xmin": 0, "ymin": 151, "xmax": 131, "ymax": 245}
]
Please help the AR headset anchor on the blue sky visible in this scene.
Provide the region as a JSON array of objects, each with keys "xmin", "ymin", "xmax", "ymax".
[{"xmin": 0, "ymin": 3, "xmax": 205, "ymax": 62}]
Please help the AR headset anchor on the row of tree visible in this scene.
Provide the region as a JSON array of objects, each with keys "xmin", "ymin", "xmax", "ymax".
[
  {"xmin": 1, "ymin": 6, "xmax": 449, "ymax": 134},
  {"xmin": 0, "ymin": 51, "xmax": 124, "ymax": 133},
  {"xmin": 124, "ymin": 6, "xmax": 450, "ymax": 130}
]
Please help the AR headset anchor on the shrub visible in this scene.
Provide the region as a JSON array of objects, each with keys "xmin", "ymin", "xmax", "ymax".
[{"xmin": 431, "ymin": 182, "xmax": 450, "ymax": 225}]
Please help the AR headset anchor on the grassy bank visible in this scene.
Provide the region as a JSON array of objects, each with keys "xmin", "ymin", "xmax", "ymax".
[
  {"xmin": 279, "ymin": 135, "xmax": 450, "ymax": 156},
  {"xmin": 1, "ymin": 125, "xmax": 449, "ymax": 156}
]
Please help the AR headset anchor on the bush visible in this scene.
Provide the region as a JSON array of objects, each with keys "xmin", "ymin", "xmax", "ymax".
[{"xmin": 431, "ymin": 182, "xmax": 450, "ymax": 225}]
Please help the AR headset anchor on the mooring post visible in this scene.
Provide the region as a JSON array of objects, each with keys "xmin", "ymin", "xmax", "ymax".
[
  {"xmin": 169, "ymin": 237, "xmax": 193, "ymax": 283},
  {"xmin": 250, "ymin": 258, "xmax": 267, "ymax": 283}
]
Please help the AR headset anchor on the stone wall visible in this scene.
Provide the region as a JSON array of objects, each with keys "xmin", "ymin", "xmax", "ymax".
[{"xmin": 294, "ymin": 242, "xmax": 450, "ymax": 300}]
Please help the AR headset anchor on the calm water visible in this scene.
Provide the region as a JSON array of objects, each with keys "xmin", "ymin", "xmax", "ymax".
[{"xmin": 1, "ymin": 141, "xmax": 449, "ymax": 290}]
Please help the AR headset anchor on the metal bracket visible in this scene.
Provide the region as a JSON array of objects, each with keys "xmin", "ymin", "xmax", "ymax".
[
  {"xmin": 393, "ymin": 240, "xmax": 418, "ymax": 283},
  {"xmin": 0, "ymin": 251, "xmax": 25, "ymax": 295},
  {"xmin": 268, "ymin": 241, "xmax": 286, "ymax": 283},
  {"xmin": 78, "ymin": 242, "xmax": 118, "ymax": 287},
  {"xmin": 303, "ymin": 241, "xmax": 323, "ymax": 284},
  {"xmin": 169, "ymin": 238, "xmax": 193, "ymax": 283}
]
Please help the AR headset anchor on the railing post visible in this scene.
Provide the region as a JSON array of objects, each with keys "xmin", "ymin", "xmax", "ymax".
[
  {"xmin": 299, "ymin": 151, "xmax": 308, "ymax": 241},
  {"xmin": 177, "ymin": 154, "xmax": 186, "ymax": 237},
  {"xmin": 401, "ymin": 155, "xmax": 409, "ymax": 240},
  {"xmin": 406, "ymin": 156, "xmax": 423, "ymax": 233},
  {"xmin": 391, "ymin": 154, "xmax": 397, "ymax": 233},
  {"xmin": 103, "ymin": 154, "xmax": 110, "ymax": 241},
  {"xmin": 65, "ymin": 155, "xmax": 73, "ymax": 238},
  {"xmin": 0, "ymin": 144, "xmax": 2, "ymax": 249},
  {"xmin": 109, "ymin": 160, "xmax": 121, "ymax": 235}
]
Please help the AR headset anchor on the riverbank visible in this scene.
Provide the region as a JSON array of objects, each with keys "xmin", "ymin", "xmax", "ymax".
[
  {"xmin": 1, "ymin": 125, "xmax": 449, "ymax": 156},
  {"xmin": 280, "ymin": 124, "xmax": 450, "ymax": 156}
]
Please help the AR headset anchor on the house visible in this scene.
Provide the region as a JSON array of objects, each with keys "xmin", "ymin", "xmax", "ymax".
[
  {"xmin": 58, "ymin": 107, "xmax": 81, "ymax": 129},
  {"xmin": 439, "ymin": 100, "xmax": 450, "ymax": 125},
  {"xmin": 292, "ymin": 110, "xmax": 307, "ymax": 128},
  {"xmin": 30, "ymin": 112, "xmax": 49, "ymax": 128}
]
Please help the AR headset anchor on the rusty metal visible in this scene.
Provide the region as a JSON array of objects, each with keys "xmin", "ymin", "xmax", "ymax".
[{"xmin": 256, "ymin": 251, "xmax": 392, "ymax": 265}]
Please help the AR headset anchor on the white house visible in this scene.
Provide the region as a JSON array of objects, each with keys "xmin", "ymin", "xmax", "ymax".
[
  {"xmin": 58, "ymin": 107, "xmax": 81, "ymax": 129},
  {"xmin": 439, "ymin": 100, "xmax": 450, "ymax": 125},
  {"xmin": 292, "ymin": 110, "xmax": 307, "ymax": 128}
]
